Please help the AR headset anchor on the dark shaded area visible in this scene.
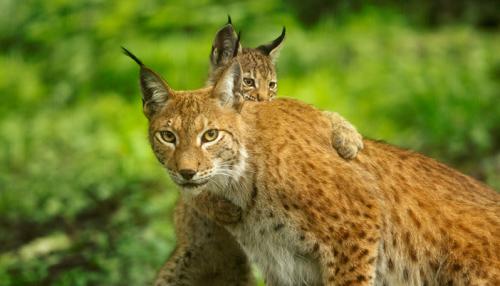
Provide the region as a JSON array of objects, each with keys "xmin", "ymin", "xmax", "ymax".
[{"xmin": 287, "ymin": 0, "xmax": 500, "ymax": 29}]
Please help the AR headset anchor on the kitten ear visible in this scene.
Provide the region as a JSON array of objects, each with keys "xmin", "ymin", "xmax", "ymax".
[
  {"xmin": 210, "ymin": 20, "xmax": 242, "ymax": 68},
  {"xmin": 256, "ymin": 27, "xmax": 286, "ymax": 63},
  {"xmin": 122, "ymin": 47, "xmax": 172, "ymax": 118},
  {"xmin": 213, "ymin": 60, "xmax": 243, "ymax": 110}
]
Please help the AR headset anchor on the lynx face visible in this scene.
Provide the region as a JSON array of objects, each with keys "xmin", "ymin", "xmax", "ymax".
[
  {"xmin": 238, "ymin": 49, "xmax": 277, "ymax": 101},
  {"xmin": 122, "ymin": 47, "xmax": 247, "ymax": 194},
  {"xmin": 208, "ymin": 22, "xmax": 284, "ymax": 102},
  {"xmin": 148, "ymin": 91, "xmax": 245, "ymax": 194}
]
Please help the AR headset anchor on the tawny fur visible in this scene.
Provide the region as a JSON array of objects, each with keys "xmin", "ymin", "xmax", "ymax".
[{"xmin": 142, "ymin": 66, "xmax": 500, "ymax": 285}]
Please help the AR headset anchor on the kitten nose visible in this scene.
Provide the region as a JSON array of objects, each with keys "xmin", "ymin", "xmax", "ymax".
[{"xmin": 179, "ymin": 169, "xmax": 196, "ymax": 180}]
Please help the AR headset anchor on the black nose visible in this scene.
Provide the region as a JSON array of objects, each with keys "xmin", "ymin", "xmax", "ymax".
[{"xmin": 179, "ymin": 169, "xmax": 196, "ymax": 180}]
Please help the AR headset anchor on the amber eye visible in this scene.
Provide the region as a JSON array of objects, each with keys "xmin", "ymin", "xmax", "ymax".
[
  {"xmin": 269, "ymin": 81, "xmax": 277, "ymax": 89},
  {"xmin": 202, "ymin": 129, "xmax": 219, "ymax": 143},
  {"xmin": 158, "ymin": 131, "xmax": 176, "ymax": 144},
  {"xmin": 243, "ymin": 78, "xmax": 255, "ymax": 87}
]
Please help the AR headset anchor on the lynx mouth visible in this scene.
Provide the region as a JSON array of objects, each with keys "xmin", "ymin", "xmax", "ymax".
[{"xmin": 179, "ymin": 181, "xmax": 208, "ymax": 190}]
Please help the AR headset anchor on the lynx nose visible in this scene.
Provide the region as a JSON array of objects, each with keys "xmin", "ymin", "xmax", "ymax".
[{"xmin": 179, "ymin": 169, "xmax": 196, "ymax": 180}]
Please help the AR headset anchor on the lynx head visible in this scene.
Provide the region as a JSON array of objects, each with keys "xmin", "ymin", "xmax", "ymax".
[
  {"xmin": 208, "ymin": 18, "xmax": 285, "ymax": 101},
  {"xmin": 123, "ymin": 48, "xmax": 246, "ymax": 195}
]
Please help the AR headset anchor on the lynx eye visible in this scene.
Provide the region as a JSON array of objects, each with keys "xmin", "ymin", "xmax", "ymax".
[
  {"xmin": 202, "ymin": 129, "xmax": 219, "ymax": 143},
  {"xmin": 243, "ymin": 78, "xmax": 255, "ymax": 87},
  {"xmin": 158, "ymin": 131, "xmax": 176, "ymax": 144},
  {"xmin": 269, "ymin": 81, "xmax": 277, "ymax": 89}
]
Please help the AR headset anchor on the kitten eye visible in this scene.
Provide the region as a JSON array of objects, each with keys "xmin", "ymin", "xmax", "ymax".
[
  {"xmin": 269, "ymin": 81, "xmax": 277, "ymax": 89},
  {"xmin": 243, "ymin": 78, "xmax": 255, "ymax": 87},
  {"xmin": 158, "ymin": 131, "xmax": 176, "ymax": 144},
  {"xmin": 202, "ymin": 129, "xmax": 219, "ymax": 143}
]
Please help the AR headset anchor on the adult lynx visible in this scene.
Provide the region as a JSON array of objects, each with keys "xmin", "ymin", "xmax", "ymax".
[
  {"xmin": 125, "ymin": 51, "xmax": 500, "ymax": 286},
  {"xmin": 152, "ymin": 19, "xmax": 362, "ymax": 286}
]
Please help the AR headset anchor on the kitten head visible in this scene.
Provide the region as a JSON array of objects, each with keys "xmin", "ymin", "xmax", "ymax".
[{"xmin": 208, "ymin": 20, "xmax": 285, "ymax": 101}]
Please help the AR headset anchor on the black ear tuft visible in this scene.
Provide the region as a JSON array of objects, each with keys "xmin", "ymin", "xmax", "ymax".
[
  {"xmin": 121, "ymin": 47, "xmax": 171, "ymax": 118},
  {"xmin": 122, "ymin": 47, "xmax": 143, "ymax": 66},
  {"xmin": 256, "ymin": 27, "xmax": 286, "ymax": 56},
  {"xmin": 227, "ymin": 15, "xmax": 232, "ymax": 25}
]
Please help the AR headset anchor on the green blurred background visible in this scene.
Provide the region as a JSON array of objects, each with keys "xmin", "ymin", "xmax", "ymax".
[{"xmin": 1, "ymin": 0, "xmax": 499, "ymax": 285}]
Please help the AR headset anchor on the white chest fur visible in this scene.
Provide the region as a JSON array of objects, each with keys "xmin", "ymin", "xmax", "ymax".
[
  {"xmin": 228, "ymin": 212, "xmax": 322, "ymax": 286},
  {"xmin": 208, "ymin": 170, "xmax": 322, "ymax": 285}
]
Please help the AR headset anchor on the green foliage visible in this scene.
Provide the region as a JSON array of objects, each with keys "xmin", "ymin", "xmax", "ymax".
[
  {"xmin": 0, "ymin": 0, "xmax": 498, "ymax": 285},
  {"xmin": 0, "ymin": 98, "xmax": 179, "ymax": 285}
]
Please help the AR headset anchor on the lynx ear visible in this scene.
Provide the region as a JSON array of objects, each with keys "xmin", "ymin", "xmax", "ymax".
[
  {"xmin": 122, "ymin": 47, "xmax": 172, "ymax": 118},
  {"xmin": 210, "ymin": 20, "xmax": 242, "ymax": 69},
  {"xmin": 139, "ymin": 67, "xmax": 172, "ymax": 118},
  {"xmin": 256, "ymin": 27, "xmax": 286, "ymax": 63},
  {"xmin": 213, "ymin": 60, "xmax": 243, "ymax": 109}
]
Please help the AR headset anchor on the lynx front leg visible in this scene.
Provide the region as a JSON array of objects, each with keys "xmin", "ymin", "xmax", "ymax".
[
  {"xmin": 155, "ymin": 239, "xmax": 253, "ymax": 286},
  {"xmin": 154, "ymin": 199, "xmax": 254, "ymax": 286},
  {"xmin": 155, "ymin": 244, "xmax": 193, "ymax": 286},
  {"xmin": 323, "ymin": 111, "xmax": 364, "ymax": 160}
]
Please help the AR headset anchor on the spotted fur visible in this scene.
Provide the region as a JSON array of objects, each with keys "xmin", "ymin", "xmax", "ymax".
[{"xmin": 133, "ymin": 57, "xmax": 500, "ymax": 286}]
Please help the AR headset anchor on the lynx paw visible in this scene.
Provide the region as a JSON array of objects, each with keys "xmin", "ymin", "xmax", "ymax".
[
  {"xmin": 213, "ymin": 197, "xmax": 242, "ymax": 224},
  {"xmin": 333, "ymin": 127, "xmax": 364, "ymax": 160},
  {"xmin": 192, "ymin": 192, "xmax": 242, "ymax": 225},
  {"xmin": 324, "ymin": 111, "xmax": 364, "ymax": 160}
]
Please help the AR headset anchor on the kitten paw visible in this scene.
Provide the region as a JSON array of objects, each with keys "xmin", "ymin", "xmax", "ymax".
[
  {"xmin": 325, "ymin": 111, "xmax": 364, "ymax": 160},
  {"xmin": 333, "ymin": 130, "xmax": 364, "ymax": 160}
]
